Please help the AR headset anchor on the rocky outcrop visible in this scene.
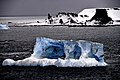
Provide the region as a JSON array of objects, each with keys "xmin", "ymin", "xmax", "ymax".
[{"xmin": 90, "ymin": 9, "xmax": 113, "ymax": 24}]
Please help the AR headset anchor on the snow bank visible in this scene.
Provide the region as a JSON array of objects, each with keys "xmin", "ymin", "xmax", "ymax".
[
  {"xmin": 2, "ymin": 37, "xmax": 107, "ymax": 67},
  {"xmin": 0, "ymin": 24, "xmax": 9, "ymax": 29},
  {"xmin": 78, "ymin": 9, "xmax": 96, "ymax": 23}
]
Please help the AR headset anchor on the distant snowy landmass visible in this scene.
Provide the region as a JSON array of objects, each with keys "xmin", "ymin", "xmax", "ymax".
[
  {"xmin": 23, "ymin": 8, "xmax": 120, "ymax": 26},
  {"xmin": 2, "ymin": 37, "xmax": 107, "ymax": 67},
  {"xmin": 0, "ymin": 8, "xmax": 120, "ymax": 26}
]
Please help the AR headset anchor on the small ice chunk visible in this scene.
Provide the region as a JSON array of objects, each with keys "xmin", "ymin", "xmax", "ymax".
[
  {"xmin": 2, "ymin": 59, "xmax": 15, "ymax": 66},
  {"xmin": 0, "ymin": 24, "xmax": 9, "ymax": 29}
]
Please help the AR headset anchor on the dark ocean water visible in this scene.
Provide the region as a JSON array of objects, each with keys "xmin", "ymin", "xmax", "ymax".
[{"xmin": 0, "ymin": 26, "xmax": 120, "ymax": 80}]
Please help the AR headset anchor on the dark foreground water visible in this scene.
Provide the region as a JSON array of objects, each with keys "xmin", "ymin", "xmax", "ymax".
[
  {"xmin": 0, "ymin": 26, "xmax": 120, "ymax": 80},
  {"xmin": 0, "ymin": 66, "xmax": 114, "ymax": 80}
]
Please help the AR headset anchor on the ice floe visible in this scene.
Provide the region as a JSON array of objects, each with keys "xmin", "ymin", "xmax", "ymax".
[{"xmin": 0, "ymin": 24, "xmax": 9, "ymax": 29}]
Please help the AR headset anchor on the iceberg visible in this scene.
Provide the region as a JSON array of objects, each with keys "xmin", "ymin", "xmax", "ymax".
[
  {"xmin": 2, "ymin": 37, "xmax": 107, "ymax": 67},
  {"xmin": 0, "ymin": 24, "xmax": 9, "ymax": 29}
]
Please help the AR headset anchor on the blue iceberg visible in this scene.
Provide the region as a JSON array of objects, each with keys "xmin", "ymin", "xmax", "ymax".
[
  {"xmin": 32, "ymin": 37, "xmax": 104, "ymax": 62},
  {"xmin": 2, "ymin": 37, "xmax": 107, "ymax": 67},
  {"xmin": 0, "ymin": 24, "xmax": 9, "ymax": 29}
]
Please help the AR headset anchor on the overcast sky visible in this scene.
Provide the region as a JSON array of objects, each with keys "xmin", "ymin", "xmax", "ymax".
[{"xmin": 0, "ymin": 0, "xmax": 120, "ymax": 16}]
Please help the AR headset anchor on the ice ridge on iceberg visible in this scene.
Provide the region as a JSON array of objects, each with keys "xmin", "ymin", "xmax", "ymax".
[{"xmin": 2, "ymin": 37, "xmax": 107, "ymax": 67}]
